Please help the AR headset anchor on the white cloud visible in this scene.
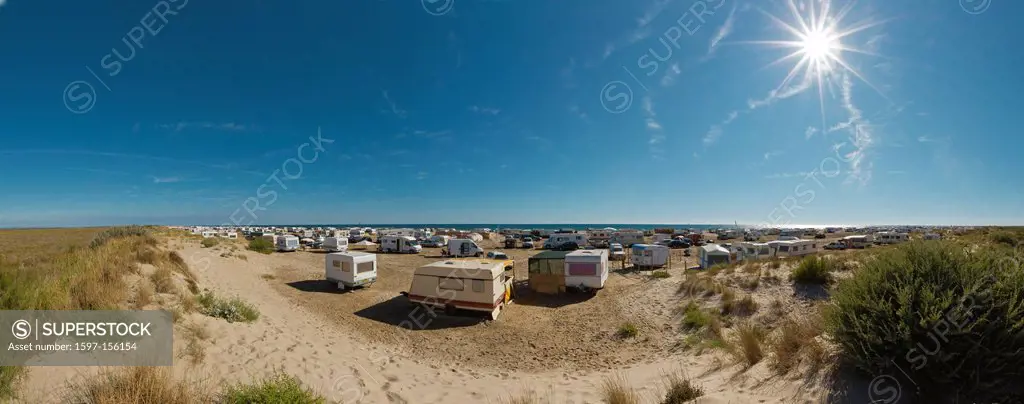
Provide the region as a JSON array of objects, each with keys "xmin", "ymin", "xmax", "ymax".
[
  {"xmin": 157, "ymin": 122, "xmax": 251, "ymax": 132},
  {"xmin": 703, "ymin": 125, "xmax": 722, "ymax": 145},
  {"xmin": 415, "ymin": 171, "xmax": 428, "ymax": 180},
  {"xmin": 805, "ymin": 126, "xmax": 818, "ymax": 139},
  {"xmin": 917, "ymin": 135, "xmax": 936, "ymax": 143},
  {"xmin": 642, "ymin": 97, "xmax": 666, "ymax": 152},
  {"xmin": 828, "ymin": 73, "xmax": 876, "ymax": 185},
  {"xmin": 704, "ymin": 3, "xmax": 737, "ymax": 59},
  {"xmin": 763, "ymin": 151, "xmax": 783, "ymax": 161},
  {"xmin": 152, "ymin": 176, "xmax": 182, "ymax": 184},
  {"xmin": 468, "ymin": 105, "xmax": 501, "ymax": 115},
  {"xmin": 602, "ymin": 0, "xmax": 671, "ymax": 60},
  {"xmin": 381, "ymin": 90, "xmax": 407, "ymax": 119},
  {"xmin": 660, "ymin": 63, "xmax": 681, "ymax": 87}
]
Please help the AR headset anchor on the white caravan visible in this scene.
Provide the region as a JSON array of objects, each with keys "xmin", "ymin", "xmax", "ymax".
[
  {"xmin": 735, "ymin": 242, "xmax": 772, "ymax": 261},
  {"xmin": 842, "ymin": 235, "xmax": 872, "ymax": 249},
  {"xmin": 630, "ymin": 244, "xmax": 669, "ymax": 267},
  {"xmin": 564, "ymin": 249, "xmax": 610, "ymax": 292},
  {"xmin": 276, "ymin": 235, "xmax": 300, "ymax": 252},
  {"xmin": 875, "ymin": 231, "xmax": 909, "ymax": 244},
  {"xmin": 445, "ymin": 238, "xmax": 484, "ymax": 257},
  {"xmin": 770, "ymin": 239, "xmax": 819, "ymax": 258},
  {"xmin": 610, "ymin": 230, "xmax": 645, "ymax": 247},
  {"xmin": 325, "ymin": 251, "xmax": 377, "ymax": 290},
  {"xmin": 323, "ymin": 237, "xmax": 349, "ymax": 252},
  {"xmin": 380, "ymin": 236, "xmax": 421, "ymax": 254},
  {"xmin": 544, "ymin": 233, "xmax": 589, "ymax": 249}
]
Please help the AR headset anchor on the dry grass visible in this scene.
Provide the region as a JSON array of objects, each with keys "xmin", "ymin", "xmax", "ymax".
[
  {"xmin": 61, "ymin": 366, "xmax": 209, "ymax": 404},
  {"xmin": 721, "ymin": 294, "xmax": 758, "ymax": 317},
  {"xmin": 677, "ymin": 273, "xmax": 725, "ymax": 297},
  {"xmin": 727, "ymin": 322, "xmax": 767, "ymax": 367},
  {"xmin": 601, "ymin": 374, "xmax": 640, "ymax": 404},
  {"xmin": 660, "ymin": 371, "xmax": 704, "ymax": 404},
  {"xmin": 260, "ymin": 274, "xmax": 276, "ymax": 280},
  {"xmin": 499, "ymin": 390, "xmax": 554, "ymax": 404},
  {"xmin": 738, "ymin": 276, "xmax": 760, "ymax": 290},
  {"xmin": 769, "ymin": 315, "xmax": 825, "ymax": 374},
  {"xmin": 133, "ymin": 282, "xmax": 154, "ymax": 309},
  {"xmin": 150, "ymin": 267, "xmax": 177, "ymax": 294},
  {"xmin": 179, "ymin": 321, "xmax": 210, "ymax": 365}
]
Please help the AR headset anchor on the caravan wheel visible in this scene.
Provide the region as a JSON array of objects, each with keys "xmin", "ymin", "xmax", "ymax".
[{"xmin": 444, "ymin": 303, "xmax": 457, "ymax": 316}]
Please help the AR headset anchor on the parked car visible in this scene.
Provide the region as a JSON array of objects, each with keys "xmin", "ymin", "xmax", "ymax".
[
  {"xmin": 667, "ymin": 239, "xmax": 690, "ymax": 249},
  {"xmin": 487, "ymin": 251, "xmax": 510, "ymax": 260},
  {"xmin": 815, "ymin": 233, "xmax": 827, "ymax": 239},
  {"xmin": 609, "ymin": 243, "xmax": 626, "ymax": 261},
  {"xmin": 824, "ymin": 241, "xmax": 847, "ymax": 250},
  {"xmin": 504, "ymin": 238, "xmax": 518, "ymax": 249},
  {"xmin": 554, "ymin": 242, "xmax": 579, "ymax": 251},
  {"xmin": 521, "ymin": 239, "xmax": 535, "ymax": 249}
]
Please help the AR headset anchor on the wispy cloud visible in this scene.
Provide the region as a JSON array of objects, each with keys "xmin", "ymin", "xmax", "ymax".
[
  {"xmin": 660, "ymin": 63, "xmax": 681, "ymax": 87},
  {"xmin": 413, "ymin": 129, "xmax": 453, "ymax": 141},
  {"xmin": 917, "ymin": 135, "xmax": 936, "ymax": 143},
  {"xmin": 468, "ymin": 105, "xmax": 500, "ymax": 115},
  {"xmin": 702, "ymin": 111, "xmax": 738, "ymax": 146},
  {"xmin": 156, "ymin": 122, "xmax": 251, "ymax": 132},
  {"xmin": 828, "ymin": 73, "xmax": 876, "ymax": 185},
  {"xmin": 151, "ymin": 176, "xmax": 183, "ymax": 184},
  {"xmin": 805, "ymin": 127, "xmax": 818, "ymax": 139},
  {"xmin": 704, "ymin": 3, "xmax": 737, "ymax": 60},
  {"xmin": 763, "ymin": 151, "xmax": 783, "ymax": 161},
  {"xmin": 381, "ymin": 90, "xmax": 407, "ymax": 119},
  {"xmin": 415, "ymin": 171, "xmax": 428, "ymax": 180},
  {"xmin": 642, "ymin": 97, "xmax": 666, "ymax": 158},
  {"xmin": 602, "ymin": 0, "xmax": 672, "ymax": 60},
  {"xmin": 568, "ymin": 103, "xmax": 589, "ymax": 122}
]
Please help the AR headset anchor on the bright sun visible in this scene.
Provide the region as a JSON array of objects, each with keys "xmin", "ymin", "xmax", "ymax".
[
  {"xmin": 736, "ymin": 0, "xmax": 888, "ymax": 128},
  {"xmin": 800, "ymin": 28, "xmax": 838, "ymax": 65}
]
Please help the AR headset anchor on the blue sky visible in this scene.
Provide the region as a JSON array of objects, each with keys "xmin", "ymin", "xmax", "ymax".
[{"xmin": 0, "ymin": 0, "xmax": 1021, "ymax": 227}]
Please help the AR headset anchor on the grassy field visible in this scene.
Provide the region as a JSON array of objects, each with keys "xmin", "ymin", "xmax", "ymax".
[{"xmin": 0, "ymin": 227, "xmax": 108, "ymax": 262}]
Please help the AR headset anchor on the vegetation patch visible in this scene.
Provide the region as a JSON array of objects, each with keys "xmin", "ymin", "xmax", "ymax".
[
  {"xmin": 61, "ymin": 366, "xmax": 207, "ymax": 404},
  {"xmin": 789, "ymin": 256, "xmax": 835, "ymax": 285},
  {"xmin": 660, "ymin": 371, "xmax": 704, "ymax": 404},
  {"xmin": 219, "ymin": 372, "xmax": 325, "ymax": 404},
  {"xmin": 617, "ymin": 323, "xmax": 639, "ymax": 339},
  {"xmin": 600, "ymin": 374, "xmax": 640, "ymax": 404},
  {"xmin": 826, "ymin": 240, "xmax": 1024, "ymax": 402},
  {"xmin": 196, "ymin": 290, "xmax": 260, "ymax": 323},
  {"xmin": 247, "ymin": 238, "xmax": 275, "ymax": 254},
  {"xmin": 200, "ymin": 237, "xmax": 220, "ymax": 248},
  {"xmin": 650, "ymin": 270, "xmax": 671, "ymax": 279}
]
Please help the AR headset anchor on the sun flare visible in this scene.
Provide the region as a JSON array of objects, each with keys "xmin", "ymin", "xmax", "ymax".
[{"xmin": 736, "ymin": 0, "xmax": 889, "ymax": 128}]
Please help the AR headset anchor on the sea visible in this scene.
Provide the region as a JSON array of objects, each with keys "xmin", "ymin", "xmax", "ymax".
[{"xmin": 239, "ymin": 224, "xmax": 853, "ymax": 230}]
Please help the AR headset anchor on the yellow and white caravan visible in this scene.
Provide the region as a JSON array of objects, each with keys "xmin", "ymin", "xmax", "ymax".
[{"xmin": 405, "ymin": 260, "xmax": 514, "ymax": 320}]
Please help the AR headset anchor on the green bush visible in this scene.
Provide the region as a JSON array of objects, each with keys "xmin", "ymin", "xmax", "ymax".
[
  {"xmin": 825, "ymin": 241, "xmax": 1024, "ymax": 401},
  {"xmin": 196, "ymin": 290, "xmax": 260, "ymax": 323},
  {"xmin": 201, "ymin": 238, "xmax": 220, "ymax": 248},
  {"xmin": 789, "ymin": 256, "xmax": 835, "ymax": 284},
  {"xmin": 220, "ymin": 372, "xmax": 324, "ymax": 404},
  {"xmin": 660, "ymin": 371, "xmax": 704, "ymax": 404},
  {"xmin": 617, "ymin": 323, "xmax": 639, "ymax": 339},
  {"xmin": 248, "ymin": 238, "xmax": 275, "ymax": 254},
  {"xmin": 650, "ymin": 271, "xmax": 671, "ymax": 279},
  {"xmin": 989, "ymin": 230, "xmax": 1021, "ymax": 247}
]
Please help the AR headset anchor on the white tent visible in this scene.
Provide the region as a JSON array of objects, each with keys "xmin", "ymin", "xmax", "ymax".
[{"xmin": 353, "ymin": 240, "xmax": 377, "ymax": 250}]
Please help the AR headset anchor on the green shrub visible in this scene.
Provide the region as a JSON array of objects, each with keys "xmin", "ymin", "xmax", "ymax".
[
  {"xmin": 220, "ymin": 372, "xmax": 324, "ymax": 404},
  {"xmin": 617, "ymin": 323, "xmax": 639, "ymax": 339},
  {"xmin": 825, "ymin": 240, "xmax": 1024, "ymax": 401},
  {"xmin": 789, "ymin": 256, "xmax": 835, "ymax": 284},
  {"xmin": 196, "ymin": 290, "xmax": 260, "ymax": 323},
  {"xmin": 989, "ymin": 230, "xmax": 1021, "ymax": 247},
  {"xmin": 651, "ymin": 271, "xmax": 671, "ymax": 279},
  {"xmin": 248, "ymin": 238, "xmax": 275, "ymax": 254},
  {"xmin": 200, "ymin": 238, "xmax": 220, "ymax": 248}
]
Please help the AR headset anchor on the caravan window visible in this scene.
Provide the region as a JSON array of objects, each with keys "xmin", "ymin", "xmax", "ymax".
[
  {"xmin": 779, "ymin": 246, "xmax": 790, "ymax": 252},
  {"xmin": 472, "ymin": 279, "xmax": 484, "ymax": 292},
  {"xmin": 439, "ymin": 277, "xmax": 464, "ymax": 291},
  {"xmin": 568, "ymin": 263, "xmax": 597, "ymax": 276},
  {"xmin": 356, "ymin": 262, "xmax": 373, "ymax": 274},
  {"xmin": 332, "ymin": 260, "xmax": 342, "ymax": 268}
]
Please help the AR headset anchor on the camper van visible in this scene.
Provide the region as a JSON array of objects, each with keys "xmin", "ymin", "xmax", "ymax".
[
  {"xmin": 699, "ymin": 244, "xmax": 731, "ymax": 269},
  {"xmin": 323, "ymin": 237, "xmax": 349, "ymax": 252},
  {"xmin": 422, "ymin": 235, "xmax": 451, "ymax": 248},
  {"xmin": 381, "ymin": 236, "xmax": 421, "ymax": 254},
  {"xmin": 735, "ymin": 242, "xmax": 772, "ymax": 261},
  {"xmin": 630, "ymin": 244, "xmax": 669, "ymax": 267},
  {"xmin": 842, "ymin": 235, "xmax": 872, "ymax": 249},
  {"xmin": 564, "ymin": 249, "xmax": 609, "ymax": 293},
  {"xmin": 610, "ymin": 231, "xmax": 645, "ymax": 247},
  {"xmin": 770, "ymin": 239, "xmax": 818, "ymax": 258},
  {"xmin": 324, "ymin": 252, "xmax": 377, "ymax": 290},
  {"xmin": 405, "ymin": 260, "xmax": 514, "ymax": 320},
  {"xmin": 444, "ymin": 239, "xmax": 484, "ymax": 257},
  {"xmin": 544, "ymin": 233, "xmax": 589, "ymax": 249},
  {"xmin": 875, "ymin": 232, "xmax": 909, "ymax": 244},
  {"xmin": 276, "ymin": 235, "xmax": 300, "ymax": 252}
]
